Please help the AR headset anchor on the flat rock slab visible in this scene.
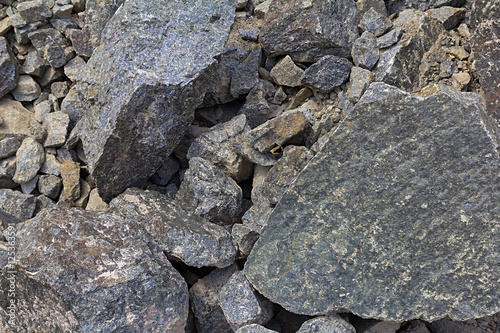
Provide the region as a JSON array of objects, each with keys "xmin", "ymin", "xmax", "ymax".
[
  {"xmin": 244, "ymin": 83, "xmax": 500, "ymax": 322},
  {"xmin": 78, "ymin": 0, "xmax": 235, "ymax": 201}
]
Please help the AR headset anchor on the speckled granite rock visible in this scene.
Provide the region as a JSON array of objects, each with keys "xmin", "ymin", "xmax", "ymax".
[
  {"xmin": 260, "ymin": 0, "xmax": 359, "ymax": 62},
  {"xmin": 176, "ymin": 157, "xmax": 242, "ymax": 226},
  {"xmin": 110, "ymin": 188, "xmax": 236, "ymax": 268},
  {"xmin": 0, "ymin": 207, "xmax": 189, "ymax": 332},
  {"xmin": 352, "ymin": 31, "xmax": 379, "ymax": 70},
  {"xmin": 13, "ymin": 137, "xmax": 45, "ymax": 184},
  {"xmin": 297, "ymin": 315, "xmax": 356, "ymax": 333},
  {"xmin": 28, "ymin": 28, "xmax": 72, "ymax": 68},
  {"xmin": 359, "ymin": 7, "xmax": 393, "ymax": 37},
  {"xmin": 43, "ymin": 111, "xmax": 69, "ymax": 148},
  {"xmin": 244, "ymin": 83, "xmax": 500, "ymax": 321},
  {"xmin": 0, "ymin": 188, "xmax": 36, "ymax": 221},
  {"xmin": 0, "ymin": 36, "xmax": 18, "ymax": 98},
  {"xmin": 78, "ymin": 0, "xmax": 235, "ymax": 202}
]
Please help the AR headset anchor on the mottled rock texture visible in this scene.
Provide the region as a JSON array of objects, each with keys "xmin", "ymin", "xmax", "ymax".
[
  {"xmin": 78, "ymin": 0, "xmax": 235, "ymax": 201},
  {"xmin": 245, "ymin": 83, "xmax": 500, "ymax": 321},
  {"xmin": 0, "ymin": 207, "xmax": 189, "ymax": 332},
  {"xmin": 0, "ymin": 36, "xmax": 18, "ymax": 98},
  {"xmin": 260, "ymin": 0, "xmax": 359, "ymax": 62},
  {"xmin": 301, "ymin": 55, "xmax": 352, "ymax": 93},
  {"xmin": 0, "ymin": 99, "xmax": 45, "ymax": 141},
  {"xmin": 297, "ymin": 315, "xmax": 356, "ymax": 333}
]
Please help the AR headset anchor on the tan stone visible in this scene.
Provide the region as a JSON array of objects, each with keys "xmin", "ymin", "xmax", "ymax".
[{"xmin": 59, "ymin": 161, "xmax": 80, "ymax": 202}]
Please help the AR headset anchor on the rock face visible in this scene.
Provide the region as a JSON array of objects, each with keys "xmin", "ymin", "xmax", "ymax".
[
  {"xmin": 78, "ymin": 0, "xmax": 236, "ymax": 201},
  {"xmin": 470, "ymin": 0, "xmax": 500, "ymax": 121},
  {"xmin": 260, "ymin": 0, "xmax": 359, "ymax": 62},
  {"xmin": 0, "ymin": 36, "xmax": 18, "ymax": 98},
  {"xmin": 1, "ymin": 207, "xmax": 189, "ymax": 332},
  {"xmin": 244, "ymin": 83, "xmax": 500, "ymax": 321}
]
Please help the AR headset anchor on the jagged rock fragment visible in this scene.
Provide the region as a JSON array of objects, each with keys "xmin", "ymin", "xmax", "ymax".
[
  {"xmin": 11, "ymin": 75, "xmax": 41, "ymax": 102},
  {"xmin": 301, "ymin": 55, "xmax": 352, "ymax": 93},
  {"xmin": 359, "ymin": 7, "xmax": 393, "ymax": 36},
  {"xmin": 0, "ymin": 188, "xmax": 36, "ymax": 221},
  {"xmin": 270, "ymin": 55, "xmax": 304, "ymax": 87},
  {"xmin": 13, "ymin": 137, "xmax": 44, "ymax": 184},
  {"xmin": 352, "ymin": 31, "xmax": 379, "ymax": 70}
]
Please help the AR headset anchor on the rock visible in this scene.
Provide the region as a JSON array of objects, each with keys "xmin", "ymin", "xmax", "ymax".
[
  {"xmin": 359, "ymin": 7, "xmax": 393, "ymax": 37},
  {"xmin": 236, "ymin": 324, "xmax": 279, "ymax": 333},
  {"xmin": 38, "ymin": 174, "xmax": 62, "ymax": 200},
  {"xmin": 359, "ymin": 321, "xmax": 402, "ymax": 333},
  {"xmin": 289, "ymin": 87, "xmax": 313, "ymax": 109},
  {"xmin": 232, "ymin": 223, "xmax": 261, "ymax": 257},
  {"xmin": 74, "ymin": 178, "xmax": 91, "ymax": 208},
  {"xmin": 254, "ymin": 0, "xmax": 271, "ymax": 19},
  {"xmin": 0, "ymin": 188, "xmax": 36, "ymax": 221},
  {"xmin": 78, "ymin": 0, "xmax": 236, "ymax": 202},
  {"xmin": 430, "ymin": 0, "xmax": 466, "ymax": 8},
  {"xmin": 238, "ymin": 82, "xmax": 272, "ymax": 128},
  {"xmin": 28, "ymin": 28, "xmax": 71, "ymax": 68},
  {"xmin": 297, "ymin": 315, "xmax": 356, "ymax": 333},
  {"xmin": 427, "ymin": 318, "xmax": 491, "ymax": 333},
  {"xmin": 452, "ymin": 71, "xmax": 470, "ymax": 88},
  {"xmin": 50, "ymin": 81, "xmax": 70, "ymax": 99},
  {"xmin": 356, "ymin": 0, "xmax": 387, "ymax": 17},
  {"xmin": 0, "ymin": 156, "xmax": 16, "ymax": 188},
  {"xmin": 374, "ymin": 10, "xmax": 445, "ymax": 91},
  {"xmin": 52, "ymin": 4, "xmax": 73, "ymax": 18},
  {"xmin": 219, "ymin": 271, "xmax": 273, "ymax": 330},
  {"xmin": 59, "ymin": 160, "xmax": 80, "ymax": 202},
  {"xmin": 11, "ymin": 75, "xmax": 41, "ymax": 102},
  {"xmin": 426, "ymin": 6, "xmax": 465, "ymax": 30},
  {"xmin": 190, "ymin": 264, "xmax": 239, "ymax": 333},
  {"xmin": 0, "ymin": 17, "xmax": 12, "ymax": 36},
  {"xmin": 301, "ymin": 55, "xmax": 352, "ymax": 93},
  {"xmin": 86, "ymin": 188, "xmax": 108, "ymax": 212},
  {"xmin": 346, "ymin": 66, "xmax": 373, "ymax": 103},
  {"xmin": 188, "ymin": 114, "xmax": 253, "ymax": 182},
  {"xmin": 1, "ymin": 207, "xmax": 189, "ymax": 332},
  {"xmin": 12, "ymin": 137, "xmax": 44, "ymax": 184},
  {"xmin": 20, "ymin": 174, "xmax": 39, "ymax": 194},
  {"xmin": 270, "ymin": 55, "xmax": 304, "ymax": 87},
  {"xmin": 63, "ymin": 55, "xmax": 85, "ymax": 82},
  {"xmin": 470, "ymin": 0, "xmax": 500, "ymax": 120},
  {"xmin": 176, "ymin": 157, "xmax": 242, "ymax": 226},
  {"xmin": 0, "ymin": 137, "xmax": 21, "ymax": 159},
  {"xmin": 150, "ymin": 155, "xmax": 179, "ymax": 186},
  {"xmin": 377, "ymin": 27, "xmax": 403, "ymax": 48},
  {"xmin": 260, "ymin": 0, "xmax": 359, "ymax": 62},
  {"xmin": 352, "ymin": 31, "xmax": 379, "ymax": 70},
  {"xmin": 448, "ymin": 46, "xmax": 469, "ymax": 60},
  {"xmin": 60, "ymin": 86, "xmax": 84, "ymax": 129},
  {"xmin": 34, "ymin": 100, "xmax": 51, "ymax": 123},
  {"xmin": 39, "ymin": 66, "xmax": 64, "ymax": 86},
  {"xmin": 244, "ymin": 83, "xmax": 500, "ymax": 321},
  {"xmin": 16, "ymin": 0, "xmax": 52, "ymax": 23},
  {"xmin": 19, "ymin": 48, "xmax": 48, "ymax": 77},
  {"xmin": 34, "ymin": 193, "xmax": 56, "ymax": 214},
  {"xmin": 110, "ymin": 188, "xmax": 237, "ymax": 268},
  {"xmin": 398, "ymin": 321, "xmax": 431, "ymax": 333},
  {"xmin": 43, "ymin": 111, "xmax": 69, "ymax": 147},
  {"xmin": 240, "ymin": 28, "xmax": 259, "ymax": 42},
  {"xmin": 39, "ymin": 152, "xmax": 61, "ymax": 175}
]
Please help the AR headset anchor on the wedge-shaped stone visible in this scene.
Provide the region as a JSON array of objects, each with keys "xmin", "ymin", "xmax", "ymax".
[
  {"xmin": 110, "ymin": 188, "xmax": 237, "ymax": 268},
  {"xmin": 78, "ymin": 0, "xmax": 235, "ymax": 201},
  {"xmin": 244, "ymin": 83, "xmax": 500, "ymax": 321}
]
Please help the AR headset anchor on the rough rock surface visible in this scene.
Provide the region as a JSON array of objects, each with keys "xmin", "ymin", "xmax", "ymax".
[
  {"xmin": 260, "ymin": 0, "xmax": 359, "ymax": 62},
  {"xmin": 12, "ymin": 137, "xmax": 44, "ymax": 184},
  {"xmin": 0, "ymin": 98, "xmax": 45, "ymax": 141},
  {"xmin": 244, "ymin": 83, "xmax": 500, "ymax": 321},
  {"xmin": 0, "ymin": 36, "xmax": 18, "ymax": 98},
  {"xmin": 270, "ymin": 55, "xmax": 304, "ymax": 87},
  {"xmin": 301, "ymin": 55, "xmax": 352, "ymax": 93},
  {"xmin": 297, "ymin": 315, "xmax": 356, "ymax": 333},
  {"xmin": 110, "ymin": 188, "xmax": 236, "ymax": 268},
  {"xmin": 0, "ymin": 207, "xmax": 189, "ymax": 332},
  {"xmin": 78, "ymin": 0, "xmax": 236, "ymax": 201},
  {"xmin": 352, "ymin": 31, "xmax": 379, "ymax": 70},
  {"xmin": 176, "ymin": 157, "xmax": 242, "ymax": 225},
  {"xmin": 0, "ymin": 188, "xmax": 36, "ymax": 221}
]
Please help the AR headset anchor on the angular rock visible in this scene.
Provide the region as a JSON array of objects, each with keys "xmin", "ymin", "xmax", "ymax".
[
  {"xmin": 86, "ymin": 188, "xmax": 108, "ymax": 212},
  {"xmin": 110, "ymin": 188, "xmax": 237, "ymax": 268},
  {"xmin": 0, "ymin": 156, "xmax": 16, "ymax": 188},
  {"xmin": 190, "ymin": 264, "xmax": 239, "ymax": 333},
  {"xmin": 356, "ymin": 0, "xmax": 387, "ymax": 17},
  {"xmin": 0, "ymin": 137, "xmax": 21, "ymax": 159},
  {"xmin": 238, "ymin": 82, "xmax": 272, "ymax": 128},
  {"xmin": 219, "ymin": 271, "xmax": 273, "ymax": 330},
  {"xmin": 38, "ymin": 174, "xmax": 62, "ymax": 200},
  {"xmin": 78, "ymin": 0, "xmax": 236, "ymax": 202},
  {"xmin": 270, "ymin": 55, "xmax": 304, "ymax": 87},
  {"xmin": 51, "ymin": 81, "xmax": 70, "ymax": 99},
  {"xmin": 470, "ymin": 0, "xmax": 500, "ymax": 120},
  {"xmin": 34, "ymin": 100, "xmax": 51, "ymax": 123},
  {"xmin": 427, "ymin": 318, "xmax": 492, "ymax": 333},
  {"xmin": 358, "ymin": 321, "xmax": 402, "ymax": 333},
  {"xmin": 176, "ymin": 157, "xmax": 242, "ymax": 226},
  {"xmin": 0, "ymin": 188, "xmax": 36, "ymax": 221},
  {"xmin": 260, "ymin": 0, "xmax": 359, "ymax": 62},
  {"xmin": 59, "ymin": 160, "xmax": 80, "ymax": 202},
  {"xmin": 352, "ymin": 31, "xmax": 379, "ymax": 70},
  {"xmin": 374, "ymin": 10, "xmax": 445, "ymax": 91},
  {"xmin": 399, "ymin": 321, "xmax": 431, "ymax": 333},
  {"xmin": 43, "ymin": 111, "xmax": 69, "ymax": 147},
  {"xmin": 188, "ymin": 114, "xmax": 253, "ymax": 182},
  {"xmin": 16, "ymin": 0, "xmax": 52, "ymax": 23},
  {"xmin": 150, "ymin": 155, "xmax": 179, "ymax": 186},
  {"xmin": 28, "ymin": 28, "xmax": 71, "ymax": 68},
  {"xmin": 297, "ymin": 315, "xmax": 356, "ymax": 333},
  {"xmin": 301, "ymin": 55, "xmax": 352, "ymax": 93},
  {"xmin": 60, "ymin": 86, "xmax": 84, "ymax": 129},
  {"xmin": 236, "ymin": 324, "xmax": 279, "ymax": 333},
  {"xmin": 13, "ymin": 137, "xmax": 44, "ymax": 184},
  {"xmin": 11, "ymin": 75, "xmax": 42, "ymax": 102},
  {"xmin": 0, "ymin": 17, "xmax": 12, "ymax": 36},
  {"xmin": 39, "ymin": 152, "xmax": 61, "ymax": 176},
  {"xmin": 244, "ymin": 83, "xmax": 500, "ymax": 321},
  {"xmin": 63, "ymin": 55, "xmax": 85, "ymax": 82},
  {"xmin": 52, "ymin": 4, "xmax": 73, "ymax": 18},
  {"xmin": 74, "ymin": 178, "xmax": 91, "ymax": 208},
  {"xmin": 1, "ymin": 207, "xmax": 189, "ymax": 332},
  {"xmin": 0, "ymin": 38, "xmax": 16, "ymax": 97},
  {"xmin": 19, "ymin": 48, "xmax": 48, "ymax": 77},
  {"xmin": 359, "ymin": 7, "xmax": 393, "ymax": 37},
  {"xmin": 254, "ymin": 0, "xmax": 271, "ymax": 19},
  {"xmin": 426, "ymin": 6, "xmax": 465, "ymax": 30},
  {"xmin": 346, "ymin": 66, "xmax": 373, "ymax": 103},
  {"xmin": 20, "ymin": 174, "xmax": 39, "ymax": 194},
  {"xmin": 377, "ymin": 27, "xmax": 403, "ymax": 49}
]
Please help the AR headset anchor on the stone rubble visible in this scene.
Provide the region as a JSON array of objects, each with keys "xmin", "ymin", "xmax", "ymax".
[{"xmin": 0, "ymin": 0, "xmax": 498, "ymax": 331}]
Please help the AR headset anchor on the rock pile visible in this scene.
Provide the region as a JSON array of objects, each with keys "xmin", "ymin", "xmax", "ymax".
[{"xmin": 0, "ymin": 0, "xmax": 498, "ymax": 332}]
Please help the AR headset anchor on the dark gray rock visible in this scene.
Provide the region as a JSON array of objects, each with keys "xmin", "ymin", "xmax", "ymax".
[
  {"xmin": 0, "ymin": 156, "xmax": 16, "ymax": 189},
  {"xmin": 0, "ymin": 188, "xmax": 36, "ymax": 221},
  {"xmin": 297, "ymin": 315, "xmax": 356, "ymax": 333},
  {"xmin": 374, "ymin": 10, "xmax": 445, "ymax": 91},
  {"xmin": 236, "ymin": 324, "xmax": 279, "ymax": 333},
  {"xmin": 38, "ymin": 174, "xmax": 62, "ymax": 200},
  {"xmin": 270, "ymin": 55, "xmax": 304, "ymax": 87},
  {"xmin": 13, "ymin": 137, "xmax": 44, "ymax": 184},
  {"xmin": 427, "ymin": 318, "xmax": 491, "ymax": 333},
  {"xmin": 377, "ymin": 27, "xmax": 403, "ymax": 48},
  {"xmin": 0, "ymin": 37, "xmax": 16, "ymax": 98},
  {"xmin": 0, "ymin": 137, "xmax": 21, "ymax": 159},
  {"xmin": 64, "ymin": 56, "xmax": 85, "ymax": 83},
  {"xmin": 470, "ymin": 0, "xmax": 500, "ymax": 120},
  {"xmin": 359, "ymin": 7, "xmax": 393, "ymax": 37},
  {"xmin": 188, "ymin": 114, "xmax": 253, "ymax": 182},
  {"xmin": 238, "ymin": 82, "xmax": 272, "ymax": 129},
  {"xmin": 28, "ymin": 28, "xmax": 71, "ymax": 68},
  {"xmin": 20, "ymin": 174, "xmax": 39, "ymax": 194},
  {"xmin": 244, "ymin": 83, "xmax": 500, "ymax": 321},
  {"xmin": 11, "ymin": 75, "xmax": 42, "ymax": 102},
  {"xmin": 240, "ymin": 28, "xmax": 260, "ymax": 42},
  {"xmin": 399, "ymin": 321, "xmax": 431, "ymax": 333},
  {"xmin": 150, "ymin": 155, "xmax": 179, "ymax": 186},
  {"xmin": 110, "ymin": 188, "xmax": 237, "ymax": 268},
  {"xmin": 351, "ymin": 31, "xmax": 379, "ymax": 70},
  {"xmin": 190, "ymin": 264, "xmax": 239, "ymax": 333},
  {"xmin": 426, "ymin": 6, "xmax": 466, "ymax": 30},
  {"xmin": 19, "ymin": 48, "xmax": 48, "ymax": 77},
  {"xmin": 176, "ymin": 157, "xmax": 242, "ymax": 226},
  {"xmin": 260, "ymin": 0, "xmax": 359, "ymax": 62},
  {"xmin": 301, "ymin": 55, "xmax": 352, "ymax": 93},
  {"xmin": 0, "ymin": 206, "xmax": 189, "ymax": 332},
  {"xmin": 219, "ymin": 271, "xmax": 273, "ymax": 330},
  {"xmin": 78, "ymin": 0, "xmax": 235, "ymax": 202}
]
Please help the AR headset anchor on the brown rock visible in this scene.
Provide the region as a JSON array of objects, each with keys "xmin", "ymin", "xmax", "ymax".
[{"xmin": 59, "ymin": 160, "xmax": 80, "ymax": 202}]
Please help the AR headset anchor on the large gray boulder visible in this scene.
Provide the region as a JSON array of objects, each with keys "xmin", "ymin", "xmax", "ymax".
[
  {"xmin": 260, "ymin": 0, "xmax": 359, "ymax": 62},
  {"xmin": 244, "ymin": 83, "xmax": 500, "ymax": 321},
  {"xmin": 77, "ymin": 0, "xmax": 236, "ymax": 201},
  {"xmin": 0, "ymin": 207, "xmax": 189, "ymax": 332}
]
